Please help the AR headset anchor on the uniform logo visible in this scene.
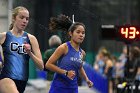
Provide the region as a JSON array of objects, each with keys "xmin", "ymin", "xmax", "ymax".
[
  {"xmin": 22, "ymin": 36, "xmax": 27, "ymax": 39},
  {"xmin": 79, "ymin": 52, "xmax": 83, "ymax": 60},
  {"xmin": 70, "ymin": 52, "xmax": 83, "ymax": 63},
  {"xmin": 10, "ymin": 42, "xmax": 27, "ymax": 54}
]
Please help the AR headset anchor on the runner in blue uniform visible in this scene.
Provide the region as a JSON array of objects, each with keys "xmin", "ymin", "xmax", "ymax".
[
  {"xmin": 46, "ymin": 14, "xmax": 93, "ymax": 93},
  {"xmin": 0, "ymin": 6, "xmax": 44, "ymax": 93}
]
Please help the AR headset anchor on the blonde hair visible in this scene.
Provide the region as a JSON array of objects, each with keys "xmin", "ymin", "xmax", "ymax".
[
  {"xmin": 9, "ymin": 6, "xmax": 28, "ymax": 30},
  {"xmin": 49, "ymin": 35, "xmax": 62, "ymax": 47}
]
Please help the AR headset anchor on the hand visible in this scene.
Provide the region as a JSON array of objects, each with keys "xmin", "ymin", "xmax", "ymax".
[
  {"xmin": 86, "ymin": 80, "xmax": 93, "ymax": 88},
  {"xmin": 23, "ymin": 42, "xmax": 31, "ymax": 54},
  {"xmin": 67, "ymin": 70, "xmax": 75, "ymax": 80}
]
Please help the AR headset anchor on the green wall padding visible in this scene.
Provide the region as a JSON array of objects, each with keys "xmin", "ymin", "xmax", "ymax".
[
  {"xmin": 85, "ymin": 52, "xmax": 95, "ymax": 66},
  {"xmin": 29, "ymin": 59, "xmax": 37, "ymax": 79}
]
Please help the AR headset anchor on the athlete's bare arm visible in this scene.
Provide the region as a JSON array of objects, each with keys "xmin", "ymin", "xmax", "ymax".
[
  {"xmin": 0, "ymin": 32, "xmax": 6, "ymax": 45},
  {"xmin": 46, "ymin": 43, "xmax": 67, "ymax": 74},
  {"xmin": 27, "ymin": 34, "xmax": 44, "ymax": 70}
]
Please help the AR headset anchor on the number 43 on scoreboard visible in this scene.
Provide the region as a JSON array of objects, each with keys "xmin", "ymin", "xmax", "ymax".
[{"xmin": 118, "ymin": 26, "xmax": 140, "ymax": 41}]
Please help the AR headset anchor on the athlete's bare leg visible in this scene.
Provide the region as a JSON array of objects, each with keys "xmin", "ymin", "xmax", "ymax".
[{"xmin": 0, "ymin": 78, "xmax": 19, "ymax": 93}]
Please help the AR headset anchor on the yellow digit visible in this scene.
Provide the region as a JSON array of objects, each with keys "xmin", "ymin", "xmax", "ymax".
[
  {"xmin": 129, "ymin": 27, "xmax": 136, "ymax": 39},
  {"xmin": 121, "ymin": 28, "xmax": 128, "ymax": 38}
]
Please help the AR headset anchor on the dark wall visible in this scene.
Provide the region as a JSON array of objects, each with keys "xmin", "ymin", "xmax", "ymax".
[
  {"xmin": 79, "ymin": 0, "xmax": 140, "ymax": 53},
  {"xmin": 13, "ymin": 0, "xmax": 140, "ymax": 54},
  {"xmin": 34, "ymin": 0, "xmax": 52, "ymax": 52}
]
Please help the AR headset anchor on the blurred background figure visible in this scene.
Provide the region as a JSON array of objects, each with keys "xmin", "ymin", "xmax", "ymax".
[
  {"xmin": 123, "ymin": 46, "xmax": 140, "ymax": 93},
  {"xmin": 43, "ymin": 35, "xmax": 62, "ymax": 92},
  {"xmin": 110, "ymin": 45, "xmax": 128, "ymax": 93},
  {"xmin": 102, "ymin": 51, "xmax": 114, "ymax": 93},
  {"xmin": 44, "ymin": 35, "xmax": 62, "ymax": 65},
  {"xmin": 124, "ymin": 46, "xmax": 140, "ymax": 80},
  {"xmin": 119, "ymin": 45, "xmax": 127, "ymax": 64},
  {"xmin": 118, "ymin": 45, "xmax": 127, "ymax": 78},
  {"xmin": 93, "ymin": 46, "xmax": 107, "ymax": 75}
]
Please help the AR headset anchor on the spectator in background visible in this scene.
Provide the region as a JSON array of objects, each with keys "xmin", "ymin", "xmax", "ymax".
[
  {"xmin": 102, "ymin": 51, "xmax": 114, "ymax": 93},
  {"xmin": 44, "ymin": 35, "xmax": 62, "ymax": 71},
  {"xmin": 115, "ymin": 46, "xmax": 127, "ymax": 83},
  {"xmin": 118, "ymin": 45, "xmax": 127, "ymax": 71},
  {"xmin": 124, "ymin": 46, "xmax": 140, "ymax": 80},
  {"xmin": 44, "ymin": 35, "xmax": 62, "ymax": 92},
  {"xmin": 123, "ymin": 46, "xmax": 140, "ymax": 93},
  {"xmin": 119, "ymin": 45, "xmax": 127, "ymax": 62},
  {"xmin": 93, "ymin": 47, "xmax": 107, "ymax": 75}
]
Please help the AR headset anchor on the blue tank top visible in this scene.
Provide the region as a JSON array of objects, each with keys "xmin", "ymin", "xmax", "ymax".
[
  {"xmin": 0, "ymin": 31, "xmax": 30, "ymax": 81},
  {"xmin": 51, "ymin": 41, "xmax": 83, "ymax": 88}
]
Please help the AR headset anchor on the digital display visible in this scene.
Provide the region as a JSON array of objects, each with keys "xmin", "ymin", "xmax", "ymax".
[
  {"xmin": 118, "ymin": 26, "xmax": 140, "ymax": 41},
  {"xmin": 101, "ymin": 25, "xmax": 140, "ymax": 42}
]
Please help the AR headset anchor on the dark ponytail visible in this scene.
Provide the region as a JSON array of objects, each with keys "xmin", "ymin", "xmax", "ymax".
[
  {"xmin": 49, "ymin": 14, "xmax": 72, "ymax": 42},
  {"xmin": 49, "ymin": 14, "xmax": 72, "ymax": 32},
  {"xmin": 49, "ymin": 14, "xmax": 85, "ymax": 42}
]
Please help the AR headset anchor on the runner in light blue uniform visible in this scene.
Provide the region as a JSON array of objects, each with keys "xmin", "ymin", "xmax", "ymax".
[
  {"xmin": 0, "ymin": 31, "xmax": 30, "ymax": 81},
  {"xmin": 0, "ymin": 31, "xmax": 30, "ymax": 93},
  {"xmin": 0, "ymin": 6, "xmax": 43, "ymax": 93}
]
